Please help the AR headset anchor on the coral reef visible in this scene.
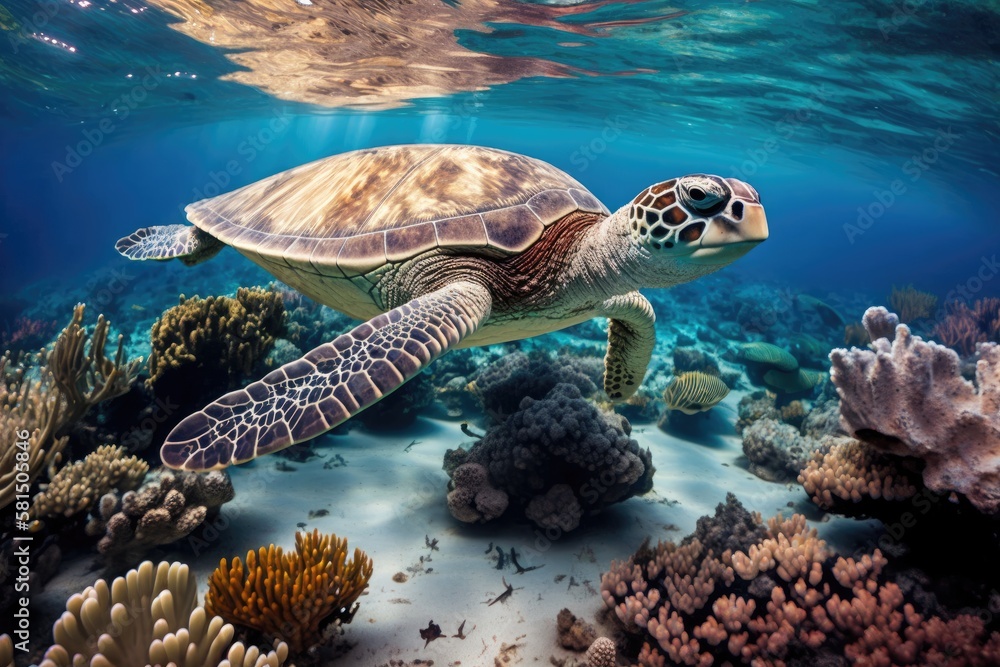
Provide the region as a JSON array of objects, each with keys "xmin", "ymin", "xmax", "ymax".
[
  {"xmin": 734, "ymin": 391, "xmax": 780, "ymax": 434},
  {"xmin": 741, "ymin": 418, "xmax": 814, "ymax": 483},
  {"xmin": 600, "ymin": 494, "xmax": 1000, "ymax": 666},
  {"xmin": 799, "ymin": 438, "xmax": 921, "ymax": 510},
  {"xmin": 583, "ymin": 637, "xmax": 617, "ymax": 667},
  {"xmin": 0, "ymin": 315, "xmax": 57, "ymax": 354},
  {"xmin": 39, "ymin": 560, "xmax": 287, "ymax": 667},
  {"xmin": 85, "ymin": 469, "xmax": 234, "ymax": 559},
  {"xmin": 468, "ymin": 350, "xmax": 599, "ymax": 422},
  {"xmin": 147, "ymin": 287, "xmax": 285, "ymax": 399},
  {"xmin": 205, "ymin": 529, "xmax": 373, "ymax": 654},
  {"xmin": 30, "ymin": 444, "xmax": 148, "ymax": 519},
  {"xmin": 446, "ymin": 462, "xmax": 509, "ymax": 523},
  {"xmin": 934, "ymin": 298, "xmax": 1000, "ymax": 356},
  {"xmin": 888, "ymin": 285, "xmax": 938, "ymax": 323},
  {"xmin": 830, "ymin": 306, "xmax": 1000, "ymax": 514},
  {"xmin": 672, "ymin": 347, "xmax": 720, "ymax": 376},
  {"xmin": 444, "ymin": 383, "xmax": 653, "ymax": 530},
  {"xmin": 556, "ymin": 608, "xmax": 598, "ymax": 651},
  {"xmin": 1, "ymin": 304, "xmax": 140, "ymax": 509},
  {"xmin": 662, "ymin": 372, "xmax": 729, "ymax": 415}
]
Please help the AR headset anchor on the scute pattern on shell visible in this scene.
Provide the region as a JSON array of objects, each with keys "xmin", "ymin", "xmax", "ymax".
[{"xmin": 185, "ymin": 144, "xmax": 607, "ymax": 276}]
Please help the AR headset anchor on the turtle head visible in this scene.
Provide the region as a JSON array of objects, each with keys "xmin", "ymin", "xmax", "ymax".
[{"xmin": 626, "ymin": 174, "xmax": 767, "ymax": 278}]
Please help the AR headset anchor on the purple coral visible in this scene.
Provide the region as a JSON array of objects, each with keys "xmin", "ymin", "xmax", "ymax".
[
  {"xmin": 830, "ymin": 306, "xmax": 1000, "ymax": 514},
  {"xmin": 445, "ymin": 383, "xmax": 653, "ymax": 530}
]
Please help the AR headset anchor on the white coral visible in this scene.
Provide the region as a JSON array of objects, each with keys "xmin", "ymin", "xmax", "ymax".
[{"xmin": 829, "ymin": 306, "xmax": 1000, "ymax": 514}]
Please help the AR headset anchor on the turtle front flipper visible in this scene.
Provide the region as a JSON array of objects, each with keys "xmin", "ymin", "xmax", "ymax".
[
  {"xmin": 115, "ymin": 224, "xmax": 224, "ymax": 266},
  {"xmin": 160, "ymin": 281, "xmax": 493, "ymax": 471},
  {"xmin": 599, "ymin": 292, "xmax": 656, "ymax": 402}
]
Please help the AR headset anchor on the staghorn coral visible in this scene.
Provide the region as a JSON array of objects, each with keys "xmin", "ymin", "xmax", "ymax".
[
  {"xmin": 205, "ymin": 529, "xmax": 373, "ymax": 654},
  {"xmin": 86, "ymin": 469, "xmax": 234, "ymax": 560},
  {"xmin": 445, "ymin": 383, "xmax": 653, "ymax": 531},
  {"xmin": 799, "ymin": 437, "xmax": 921, "ymax": 510},
  {"xmin": 600, "ymin": 494, "xmax": 1000, "ymax": 666},
  {"xmin": 31, "ymin": 444, "xmax": 148, "ymax": 519},
  {"xmin": 39, "ymin": 560, "xmax": 287, "ymax": 667},
  {"xmin": 934, "ymin": 298, "xmax": 1000, "ymax": 356},
  {"xmin": 147, "ymin": 287, "xmax": 285, "ymax": 397},
  {"xmin": 662, "ymin": 372, "xmax": 729, "ymax": 415},
  {"xmin": 0, "ymin": 304, "xmax": 140, "ymax": 510},
  {"xmin": 830, "ymin": 306, "xmax": 1000, "ymax": 514},
  {"xmin": 888, "ymin": 285, "xmax": 938, "ymax": 323}
]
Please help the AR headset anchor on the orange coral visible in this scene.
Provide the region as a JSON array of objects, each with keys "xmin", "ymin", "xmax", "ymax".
[
  {"xmin": 888, "ymin": 285, "xmax": 938, "ymax": 323},
  {"xmin": 600, "ymin": 495, "xmax": 1000, "ymax": 666},
  {"xmin": 205, "ymin": 530, "xmax": 373, "ymax": 653},
  {"xmin": 798, "ymin": 438, "xmax": 920, "ymax": 509}
]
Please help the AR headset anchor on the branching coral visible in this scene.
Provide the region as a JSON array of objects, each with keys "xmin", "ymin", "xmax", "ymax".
[
  {"xmin": 934, "ymin": 298, "xmax": 1000, "ymax": 356},
  {"xmin": 830, "ymin": 306, "xmax": 1000, "ymax": 514},
  {"xmin": 444, "ymin": 383, "xmax": 653, "ymax": 530},
  {"xmin": 0, "ymin": 304, "xmax": 140, "ymax": 510},
  {"xmin": 600, "ymin": 494, "xmax": 1000, "ymax": 666},
  {"xmin": 799, "ymin": 437, "xmax": 921, "ymax": 510},
  {"xmin": 888, "ymin": 285, "xmax": 938, "ymax": 323},
  {"xmin": 31, "ymin": 444, "xmax": 148, "ymax": 518},
  {"xmin": 147, "ymin": 287, "xmax": 285, "ymax": 396},
  {"xmin": 39, "ymin": 560, "xmax": 287, "ymax": 667},
  {"xmin": 205, "ymin": 529, "xmax": 373, "ymax": 654},
  {"xmin": 85, "ymin": 469, "xmax": 234, "ymax": 559}
]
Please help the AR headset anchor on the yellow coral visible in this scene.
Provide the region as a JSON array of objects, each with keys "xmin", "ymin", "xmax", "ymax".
[
  {"xmin": 205, "ymin": 529, "xmax": 373, "ymax": 653},
  {"xmin": 888, "ymin": 285, "xmax": 938, "ymax": 323},
  {"xmin": 39, "ymin": 561, "xmax": 287, "ymax": 667},
  {"xmin": 148, "ymin": 287, "xmax": 285, "ymax": 389},
  {"xmin": 31, "ymin": 444, "xmax": 148, "ymax": 519},
  {"xmin": 0, "ymin": 305, "xmax": 140, "ymax": 510}
]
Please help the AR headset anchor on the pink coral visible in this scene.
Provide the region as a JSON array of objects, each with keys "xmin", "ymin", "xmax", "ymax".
[
  {"xmin": 599, "ymin": 495, "xmax": 1000, "ymax": 666},
  {"xmin": 829, "ymin": 306, "xmax": 1000, "ymax": 514}
]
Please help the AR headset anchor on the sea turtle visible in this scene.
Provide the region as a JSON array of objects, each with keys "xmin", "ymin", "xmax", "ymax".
[{"xmin": 117, "ymin": 144, "xmax": 767, "ymax": 471}]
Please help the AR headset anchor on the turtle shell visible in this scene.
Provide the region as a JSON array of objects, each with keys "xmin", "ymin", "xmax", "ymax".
[{"xmin": 186, "ymin": 144, "xmax": 608, "ymax": 277}]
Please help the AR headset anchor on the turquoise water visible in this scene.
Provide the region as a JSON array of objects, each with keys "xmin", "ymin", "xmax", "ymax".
[{"xmin": 2, "ymin": 0, "xmax": 1000, "ymax": 665}]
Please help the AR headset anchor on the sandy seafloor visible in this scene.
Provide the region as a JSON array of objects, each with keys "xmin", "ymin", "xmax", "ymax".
[{"xmin": 29, "ymin": 387, "xmax": 878, "ymax": 667}]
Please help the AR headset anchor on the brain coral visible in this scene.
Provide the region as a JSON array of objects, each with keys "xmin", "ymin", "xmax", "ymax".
[{"xmin": 445, "ymin": 382, "xmax": 653, "ymax": 530}]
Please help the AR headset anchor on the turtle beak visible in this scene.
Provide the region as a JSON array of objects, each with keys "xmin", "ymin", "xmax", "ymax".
[{"xmin": 688, "ymin": 201, "xmax": 768, "ymax": 265}]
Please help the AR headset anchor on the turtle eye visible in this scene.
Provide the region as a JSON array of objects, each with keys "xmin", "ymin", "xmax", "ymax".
[{"xmin": 689, "ymin": 188, "xmax": 707, "ymax": 202}]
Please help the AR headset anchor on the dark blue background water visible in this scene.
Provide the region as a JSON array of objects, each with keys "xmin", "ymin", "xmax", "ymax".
[{"xmin": 2, "ymin": 0, "xmax": 998, "ymax": 303}]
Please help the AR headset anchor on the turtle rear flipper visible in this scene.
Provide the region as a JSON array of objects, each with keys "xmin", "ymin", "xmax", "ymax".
[
  {"xmin": 115, "ymin": 224, "xmax": 224, "ymax": 266},
  {"xmin": 160, "ymin": 281, "xmax": 493, "ymax": 471}
]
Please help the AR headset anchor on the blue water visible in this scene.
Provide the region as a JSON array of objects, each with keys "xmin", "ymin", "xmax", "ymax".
[{"xmin": 1, "ymin": 0, "xmax": 998, "ymax": 299}]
